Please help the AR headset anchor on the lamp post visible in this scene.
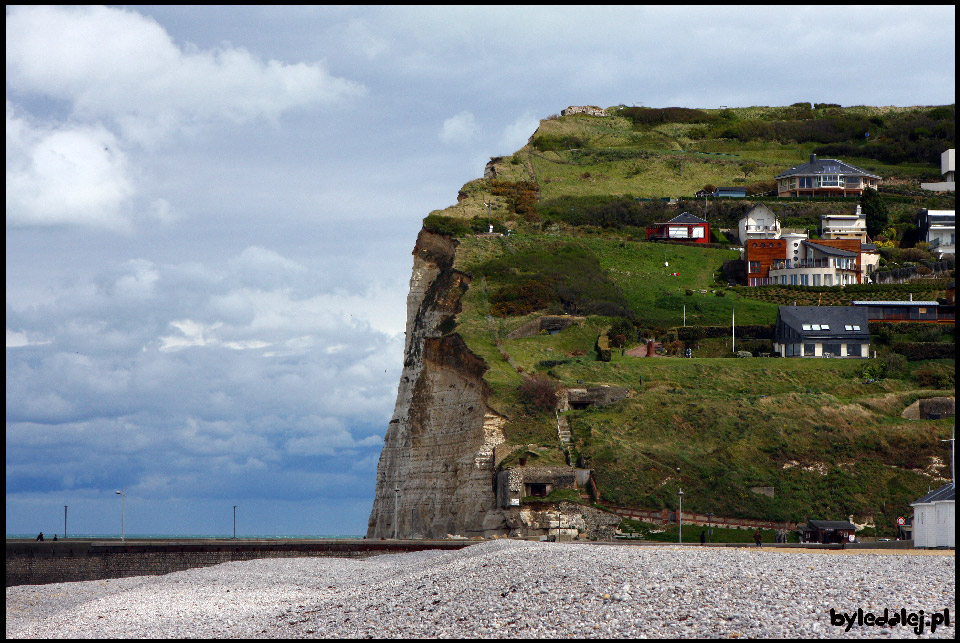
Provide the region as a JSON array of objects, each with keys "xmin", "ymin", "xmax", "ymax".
[
  {"xmin": 114, "ymin": 490, "xmax": 126, "ymax": 541},
  {"xmin": 394, "ymin": 486, "xmax": 400, "ymax": 540},
  {"xmin": 706, "ymin": 512, "xmax": 714, "ymax": 544},
  {"xmin": 678, "ymin": 488, "xmax": 684, "ymax": 544}
]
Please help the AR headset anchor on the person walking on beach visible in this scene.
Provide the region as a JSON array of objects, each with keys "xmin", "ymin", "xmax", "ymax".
[
  {"xmin": 753, "ymin": 528, "xmax": 762, "ymax": 548},
  {"xmin": 36, "ymin": 532, "xmax": 44, "ymax": 541},
  {"xmin": 700, "ymin": 530, "xmax": 706, "ymax": 544}
]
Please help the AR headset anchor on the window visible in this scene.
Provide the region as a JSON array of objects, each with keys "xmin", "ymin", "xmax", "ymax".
[
  {"xmin": 802, "ymin": 324, "xmax": 812, "ymax": 331},
  {"xmin": 813, "ymin": 274, "xmax": 821, "ymax": 286},
  {"xmin": 844, "ymin": 325, "xmax": 853, "ymax": 331},
  {"xmin": 811, "ymin": 324, "xmax": 821, "ymax": 331},
  {"xmin": 820, "ymin": 324, "xmax": 830, "ymax": 330},
  {"xmin": 790, "ymin": 274, "xmax": 798, "ymax": 285},
  {"xmin": 819, "ymin": 175, "xmax": 841, "ymax": 187},
  {"xmin": 823, "ymin": 343, "xmax": 841, "ymax": 357},
  {"xmin": 852, "ymin": 325, "xmax": 860, "ymax": 331},
  {"xmin": 803, "ymin": 343, "xmax": 816, "ymax": 356},
  {"xmin": 800, "ymin": 274, "xmax": 809, "ymax": 286},
  {"xmin": 799, "ymin": 177, "xmax": 814, "ymax": 189},
  {"xmin": 847, "ymin": 343, "xmax": 862, "ymax": 357},
  {"xmin": 844, "ymin": 176, "xmax": 861, "ymax": 187},
  {"xmin": 824, "ymin": 274, "xmax": 833, "ymax": 286}
]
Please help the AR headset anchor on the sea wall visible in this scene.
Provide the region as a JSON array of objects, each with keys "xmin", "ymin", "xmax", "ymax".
[{"xmin": 6, "ymin": 539, "xmax": 472, "ymax": 587}]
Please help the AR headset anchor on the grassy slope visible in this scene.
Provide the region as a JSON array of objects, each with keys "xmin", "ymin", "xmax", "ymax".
[{"xmin": 440, "ymin": 105, "xmax": 954, "ymax": 535}]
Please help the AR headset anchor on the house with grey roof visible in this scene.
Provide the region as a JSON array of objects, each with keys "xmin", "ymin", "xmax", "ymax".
[
  {"xmin": 911, "ymin": 483, "xmax": 955, "ymax": 548},
  {"xmin": 766, "ymin": 240, "xmax": 861, "ymax": 287},
  {"xmin": 773, "ymin": 305, "xmax": 870, "ymax": 358},
  {"xmin": 821, "ymin": 204, "xmax": 868, "ymax": 242},
  {"xmin": 775, "ymin": 154, "xmax": 881, "ymax": 197},
  {"xmin": 645, "ymin": 212, "xmax": 711, "ymax": 244}
]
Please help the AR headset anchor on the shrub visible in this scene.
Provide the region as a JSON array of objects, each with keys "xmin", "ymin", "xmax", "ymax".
[
  {"xmin": 882, "ymin": 351, "xmax": 908, "ymax": 377},
  {"xmin": 423, "ymin": 214, "xmax": 471, "ymax": 237},
  {"xmin": 891, "ymin": 342, "xmax": 955, "ymax": 361},
  {"xmin": 518, "ymin": 374, "xmax": 560, "ymax": 413},
  {"xmin": 914, "ymin": 366, "xmax": 954, "ymax": 389}
]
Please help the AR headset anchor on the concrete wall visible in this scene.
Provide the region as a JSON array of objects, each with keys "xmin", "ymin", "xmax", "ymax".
[{"xmin": 6, "ymin": 539, "xmax": 472, "ymax": 587}]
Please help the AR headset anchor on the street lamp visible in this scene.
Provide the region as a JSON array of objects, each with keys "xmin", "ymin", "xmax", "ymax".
[
  {"xmin": 678, "ymin": 488, "xmax": 684, "ymax": 544},
  {"xmin": 114, "ymin": 490, "xmax": 126, "ymax": 541},
  {"xmin": 706, "ymin": 512, "xmax": 714, "ymax": 544}
]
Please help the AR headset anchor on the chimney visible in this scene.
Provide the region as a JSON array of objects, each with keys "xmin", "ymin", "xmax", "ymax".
[
  {"xmin": 810, "ymin": 154, "xmax": 817, "ymax": 164},
  {"xmin": 909, "ymin": 293, "xmax": 913, "ymax": 301}
]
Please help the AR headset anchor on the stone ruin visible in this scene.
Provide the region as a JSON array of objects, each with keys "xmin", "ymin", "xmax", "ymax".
[{"xmin": 561, "ymin": 105, "xmax": 608, "ymax": 118}]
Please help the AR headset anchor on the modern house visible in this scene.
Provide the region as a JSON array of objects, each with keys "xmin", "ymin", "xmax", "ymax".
[
  {"xmin": 738, "ymin": 203, "xmax": 780, "ymax": 245},
  {"xmin": 645, "ymin": 212, "xmax": 711, "ymax": 244},
  {"xmin": 775, "ymin": 154, "xmax": 881, "ymax": 198},
  {"xmin": 746, "ymin": 236, "xmax": 875, "ymax": 286},
  {"xmin": 768, "ymin": 240, "xmax": 861, "ymax": 286},
  {"xmin": 773, "ymin": 305, "xmax": 870, "ymax": 358},
  {"xmin": 918, "ymin": 209, "xmax": 955, "ymax": 257},
  {"xmin": 911, "ymin": 483, "xmax": 955, "ymax": 549},
  {"xmin": 821, "ymin": 205, "xmax": 868, "ymax": 242},
  {"xmin": 851, "ymin": 300, "xmax": 941, "ymax": 322},
  {"xmin": 920, "ymin": 149, "xmax": 955, "ymax": 192}
]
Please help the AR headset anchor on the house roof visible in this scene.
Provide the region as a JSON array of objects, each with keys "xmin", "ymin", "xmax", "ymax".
[
  {"xmin": 911, "ymin": 482, "xmax": 956, "ymax": 505},
  {"xmin": 804, "ymin": 241, "xmax": 859, "ymax": 258},
  {"xmin": 851, "ymin": 300, "xmax": 939, "ymax": 307},
  {"xmin": 808, "ymin": 520, "xmax": 858, "ymax": 531},
  {"xmin": 739, "ymin": 203, "xmax": 777, "ymax": 222},
  {"xmin": 775, "ymin": 154, "xmax": 881, "ymax": 180},
  {"xmin": 665, "ymin": 212, "xmax": 708, "ymax": 225},
  {"xmin": 776, "ymin": 306, "xmax": 870, "ymax": 339}
]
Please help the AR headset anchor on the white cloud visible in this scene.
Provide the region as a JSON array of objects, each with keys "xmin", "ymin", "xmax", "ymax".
[
  {"xmin": 6, "ymin": 5, "xmax": 367, "ymax": 143},
  {"xmin": 499, "ymin": 112, "xmax": 541, "ymax": 153},
  {"xmin": 6, "ymin": 102, "xmax": 136, "ymax": 230},
  {"xmin": 440, "ymin": 111, "xmax": 477, "ymax": 144}
]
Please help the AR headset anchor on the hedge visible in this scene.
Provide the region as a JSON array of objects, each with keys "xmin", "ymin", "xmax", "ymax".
[
  {"xmin": 890, "ymin": 342, "xmax": 955, "ymax": 361},
  {"xmin": 677, "ymin": 324, "xmax": 773, "ymax": 341}
]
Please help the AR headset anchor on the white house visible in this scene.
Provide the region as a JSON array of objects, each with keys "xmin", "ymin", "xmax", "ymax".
[
  {"xmin": 921, "ymin": 149, "xmax": 955, "ymax": 192},
  {"xmin": 918, "ymin": 209, "xmax": 955, "ymax": 257},
  {"xmin": 821, "ymin": 205, "xmax": 868, "ymax": 242},
  {"xmin": 910, "ymin": 483, "xmax": 955, "ymax": 548},
  {"xmin": 738, "ymin": 203, "xmax": 780, "ymax": 245}
]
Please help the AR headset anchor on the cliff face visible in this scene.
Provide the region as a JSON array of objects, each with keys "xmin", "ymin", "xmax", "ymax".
[{"xmin": 366, "ymin": 229, "xmax": 508, "ymax": 538}]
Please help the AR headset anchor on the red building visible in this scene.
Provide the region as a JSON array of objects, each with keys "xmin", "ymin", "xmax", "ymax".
[{"xmin": 645, "ymin": 212, "xmax": 710, "ymax": 244}]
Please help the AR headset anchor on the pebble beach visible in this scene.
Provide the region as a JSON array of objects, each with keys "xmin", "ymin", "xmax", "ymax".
[{"xmin": 6, "ymin": 540, "xmax": 955, "ymax": 639}]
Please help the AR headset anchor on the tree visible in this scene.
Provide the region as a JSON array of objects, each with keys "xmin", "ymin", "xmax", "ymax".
[
  {"xmin": 860, "ymin": 187, "xmax": 889, "ymax": 238},
  {"xmin": 739, "ymin": 162, "xmax": 760, "ymax": 179}
]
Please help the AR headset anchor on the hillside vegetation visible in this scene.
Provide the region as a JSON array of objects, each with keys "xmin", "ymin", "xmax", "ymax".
[{"xmin": 434, "ymin": 103, "xmax": 955, "ymax": 536}]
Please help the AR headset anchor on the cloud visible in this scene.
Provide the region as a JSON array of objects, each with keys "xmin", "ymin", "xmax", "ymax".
[
  {"xmin": 5, "ymin": 5, "xmax": 366, "ymax": 231},
  {"xmin": 6, "ymin": 102, "xmax": 136, "ymax": 230},
  {"xmin": 499, "ymin": 112, "xmax": 541, "ymax": 153},
  {"xmin": 6, "ymin": 5, "xmax": 367, "ymax": 143},
  {"xmin": 439, "ymin": 111, "xmax": 478, "ymax": 144}
]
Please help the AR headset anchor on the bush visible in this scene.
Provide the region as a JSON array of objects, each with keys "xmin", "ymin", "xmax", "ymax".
[
  {"xmin": 518, "ymin": 374, "xmax": 560, "ymax": 413},
  {"xmin": 914, "ymin": 366, "xmax": 954, "ymax": 389},
  {"xmin": 891, "ymin": 342, "xmax": 956, "ymax": 361},
  {"xmin": 882, "ymin": 352, "xmax": 908, "ymax": 377},
  {"xmin": 423, "ymin": 214, "xmax": 471, "ymax": 237}
]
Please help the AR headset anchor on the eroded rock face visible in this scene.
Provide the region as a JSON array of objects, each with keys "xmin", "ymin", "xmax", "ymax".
[{"xmin": 366, "ymin": 229, "xmax": 507, "ymax": 538}]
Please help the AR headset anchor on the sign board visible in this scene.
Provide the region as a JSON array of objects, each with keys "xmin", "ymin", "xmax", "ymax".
[
  {"xmin": 896, "ymin": 516, "xmax": 905, "ymax": 526},
  {"xmin": 510, "ymin": 498, "xmax": 520, "ymax": 506}
]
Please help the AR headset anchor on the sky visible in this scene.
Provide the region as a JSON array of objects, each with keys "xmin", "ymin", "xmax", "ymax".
[{"xmin": 6, "ymin": 6, "xmax": 956, "ymax": 537}]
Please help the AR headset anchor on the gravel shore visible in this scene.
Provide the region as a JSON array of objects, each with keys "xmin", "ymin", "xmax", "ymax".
[{"xmin": 6, "ymin": 540, "xmax": 955, "ymax": 638}]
